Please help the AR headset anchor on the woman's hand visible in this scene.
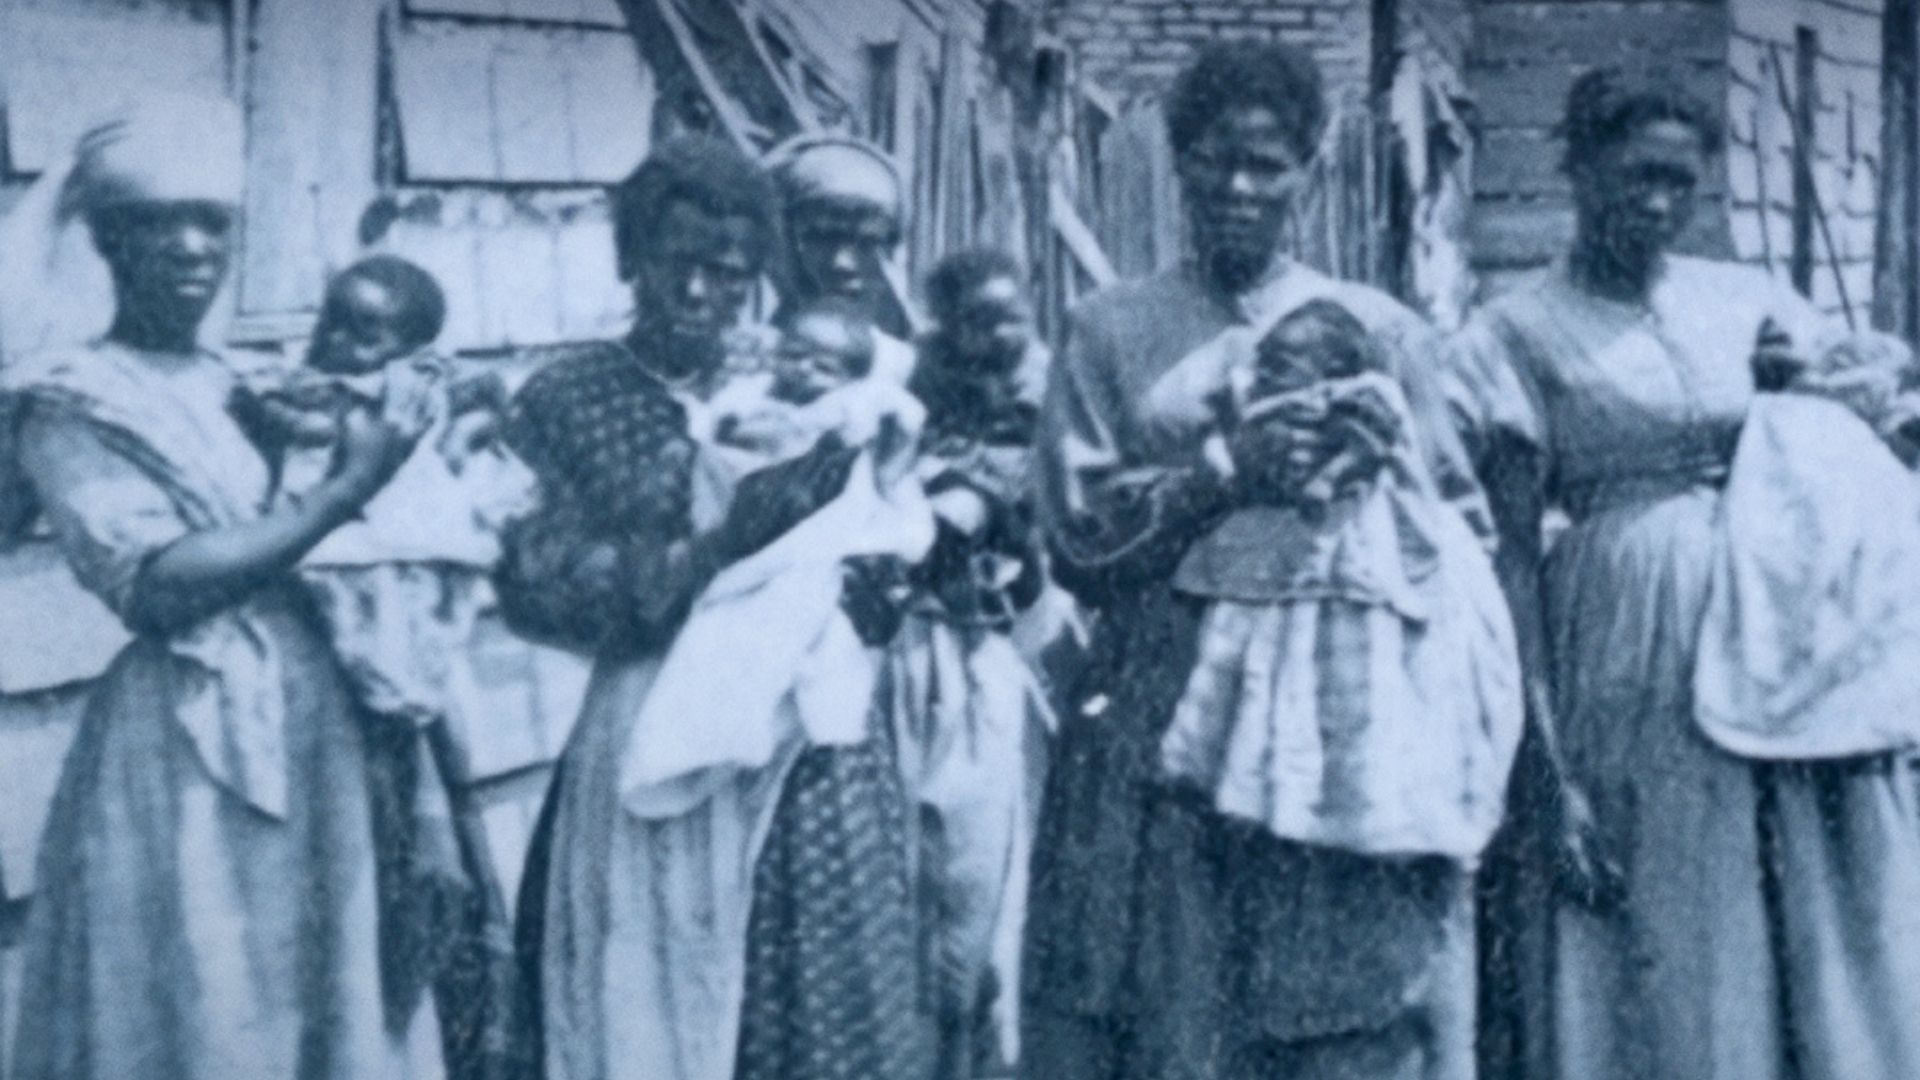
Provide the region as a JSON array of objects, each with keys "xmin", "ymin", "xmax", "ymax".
[
  {"xmin": 1751, "ymin": 317, "xmax": 1810, "ymax": 392},
  {"xmin": 1549, "ymin": 783, "xmax": 1626, "ymax": 912},
  {"xmin": 1226, "ymin": 411, "xmax": 1327, "ymax": 507},
  {"xmin": 329, "ymin": 406, "xmax": 425, "ymax": 504},
  {"xmin": 715, "ymin": 435, "xmax": 859, "ymax": 561}
]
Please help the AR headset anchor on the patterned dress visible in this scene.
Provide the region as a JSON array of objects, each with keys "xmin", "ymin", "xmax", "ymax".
[
  {"xmin": 6, "ymin": 342, "xmax": 447, "ymax": 1080},
  {"xmin": 498, "ymin": 340, "xmax": 932, "ymax": 1080},
  {"xmin": 1024, "ymin": 262, "xmax": 1481, "ymax": 1080},
  {"xmin": 1446, "ymin": 257, "xmax": 1920, "ymax": 1080}
]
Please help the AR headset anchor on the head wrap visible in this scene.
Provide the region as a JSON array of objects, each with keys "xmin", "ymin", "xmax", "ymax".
[
  {"xmin": 0, "ymin": 91, "xmax": 244, "ymax": 370},
  {"xmin": 763, "ymin": 133, "xmax": 906, "ymax": 224}
]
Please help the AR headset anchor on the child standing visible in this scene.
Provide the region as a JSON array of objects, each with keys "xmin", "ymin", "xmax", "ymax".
[{"xmin": 890, "ymin": 250, "xmax": 1058, "ymax": 1080}]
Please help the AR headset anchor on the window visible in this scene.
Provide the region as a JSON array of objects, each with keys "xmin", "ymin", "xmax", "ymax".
[
  {"xmin": 405, "ymin": 0, "xmax": 626, "ymax": 28},
  {"xmin": 1, "ymin": 0, "xmax": 231, "ymax": 177},
  {"xmin": 390, "ymin": 5, "xmax": 653, "ymax": 184}
]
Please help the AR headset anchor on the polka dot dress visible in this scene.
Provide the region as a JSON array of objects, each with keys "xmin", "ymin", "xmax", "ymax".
[{"xmin": 733, "ymin": 731, "xmax": 936, "ymax": 1080}]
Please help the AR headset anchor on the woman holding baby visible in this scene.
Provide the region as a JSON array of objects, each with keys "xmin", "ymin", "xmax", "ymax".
[
  {"xmin": 0, "ymin": 96, "xmax": 455, "ymax": 1079},
  {"xmin": 499, "ymin": 134, "xmax": 935, "ymax": 1080},
  {"xmin": 1023, "ymin": 40, "xmax": 1519, "ymax": 1080},
  {"xmin": 1450, "ymin": 65, "xmax": 1920, "ymax": 1080}
]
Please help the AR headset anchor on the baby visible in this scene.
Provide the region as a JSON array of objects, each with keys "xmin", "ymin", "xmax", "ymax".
[
  {"xmin": 621, "ymin": 294, "xmax": 936, "ymax": 815},
  {"xmin": 1690, "ymin": 322, "xmax": 1920, "ymax": 761},
  {"xmin": 1157, "ymin": 299, "xmax": 1522, "ymax": 862},
  {"xmin": 707, "ymin": 296, "xmax": 913, "ymax": 471},
  {"xmin": 245, "ymin": 255, "xmax": 531, "ymax": 728},
  {"xmin": 257, "ymin": 256, "xmax": 510, "ymax": 495}
]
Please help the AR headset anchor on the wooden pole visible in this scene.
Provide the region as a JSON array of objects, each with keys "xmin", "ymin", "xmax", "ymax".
[
  {"xmin": 1874, "ymin": 0, "xmax": 1920, "ymax": 341},
  {"xmin": 1768, "ymin": 40, "xmax": 1857, "ymax": 328}
]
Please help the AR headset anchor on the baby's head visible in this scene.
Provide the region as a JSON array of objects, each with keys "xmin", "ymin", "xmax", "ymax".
[
  {"xmin": 307, "ymin": 255, "xmax": 447, "ymax": 376},
  {"xmin": 1248, "ymin": 299, "xmax": 1382, "ymax": 402},
  {"xmin": 771, "ymin": 296, "xmax": 876, "ymax": 404}
]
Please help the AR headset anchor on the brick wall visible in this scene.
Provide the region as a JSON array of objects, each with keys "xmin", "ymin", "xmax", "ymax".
[
  {"xmin": 1465, "ymin": 0, "xmax": 1886, "ymax": 313},
  {"xmin": 1043, "ymin": 0, "xmax": 1376, "ymax": 101},
  {"xmin": 1466, "ymin": 0, "xmax": 1733, "ymax": 292}
]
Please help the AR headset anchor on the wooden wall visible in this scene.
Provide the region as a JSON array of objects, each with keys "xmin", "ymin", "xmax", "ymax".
[
  {"xmin": 1725, "ymin": 0, "xmax": 1884, "ymax": 319},
  {"xmin": 1465, "ymin": 0, "xmax": 1886, "ymax": 313}
]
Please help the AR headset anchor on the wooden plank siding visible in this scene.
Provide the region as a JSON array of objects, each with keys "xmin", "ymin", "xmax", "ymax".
[{"xmin": 234, "ymin": 0, "xmax": 382, "ymax": 322}]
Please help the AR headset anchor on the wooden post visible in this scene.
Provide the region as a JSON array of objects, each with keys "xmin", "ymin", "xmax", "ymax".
[{"xmin": 1875, "ymin": 0, "xmax": 1920, "ymax": 342}]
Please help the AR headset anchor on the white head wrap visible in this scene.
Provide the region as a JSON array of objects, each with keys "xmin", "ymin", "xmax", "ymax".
[
  {"xmin": 0, "ymin": 91, "xmax": 244, "ymax": 371},
  {"xmin": 763, "ymin": 133, "xmax": 906, "ymax": 224}
]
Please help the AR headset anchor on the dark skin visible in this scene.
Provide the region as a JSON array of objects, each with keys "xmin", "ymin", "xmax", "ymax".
[
  {"xmin": 937, "ymin": 274, "xmax": 1032, "ymax": 379},
  {"xmin": 1566, "ymin": 119, "xmax": 1704, "ymax": 306},
  {"xmin": 620, "ymin": 198, "xmax": 761, "ymax": 384},
  {"xmin": 1167, "ymin": 106, "xmax": 1330, "ymax": 508},
  {"xmin": 1510, "ymin": 120, "xmax": 1733, "ymax": 910},
  {"xmin": 568, "ymin": 198, "xmax": 870, "ymax": 634},
  {"xmin": 308, "ymin": 275, "xmax": 415, "ymax": 376},
  {"xmin": 1178, "ymin": 105, "xmax": 1306, "ymax": 299},
  {"xmin": 85, "ymin": 201, "xmax": 421, "ymax": 634},
  {"xmin": 785, "ymin": 196, "xmax": 900, "ymax": 321}
]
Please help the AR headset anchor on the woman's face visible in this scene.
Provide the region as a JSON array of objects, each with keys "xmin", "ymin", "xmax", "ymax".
[
  {"xmin": 1179, "ymin": 105, "xmax": 1306, "ymax": 293},
  {"xmin": 91, "ymin": 200, "xmax": 234, "ymax": 340},
  {"xmin": 786, "ymin": 197, "xmax": 899, "ymax": 314},
  {"xmin": 1571, "ymin": 118, "xmax": 1707, "ymax": 270},
  {"xmin": 943, "ymin": 274, "xmax": 1032, "ymax": 376},
  {"xmin": 625, "ymin": 197, "xmax": 761, "ymax": 362}
]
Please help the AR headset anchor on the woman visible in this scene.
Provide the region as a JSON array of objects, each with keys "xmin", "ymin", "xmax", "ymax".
[
  {"xmin": 1022, "ymin": 42, "xmax": 1492, "ymax": 1080},
  {"xmin": 1447, "ymin": 65, "xmax": 1920, "ymax": 1080},
  {"xmin": 499, "ymin": 134, "xmax": 932, "ymax": 1080},
  {"xmin": 3, "ymin": 95, "xmax": 447, "ymax": 1079},
  {"xmin": 765, "ymin": 134, "xmax": 918, "ymax": 384}
]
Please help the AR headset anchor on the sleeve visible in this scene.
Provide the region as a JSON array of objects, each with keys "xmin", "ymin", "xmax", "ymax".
[
  {"xmin": 16, "ymin": 411, "xmax": 191, "ymax": 620},
  {"xmin": 1436, "ymin": 310, "xmax": 1547, "ymax": 465},
  {"xmin": 1373, "ymin": 310, "xmax": 1498, "ymax": 544},
  {"xmin": 1035, "ymin": 305, "xmax": 1232, "ymax": 607},
  {"xmin": 491, "ymin": 499, "xmax": 624, "ymax": 650},
  {"xmin": 494, "ymin": 364, "xmax": 703, "ymax": 652},
  {"xmin": 1435, "ymin": 312, "xmax": 1558, "ymax": 742}
]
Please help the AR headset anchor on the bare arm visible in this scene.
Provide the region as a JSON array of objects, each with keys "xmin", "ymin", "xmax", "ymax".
[{"xmin": 129, "ymin": 408, "xmax": 417, "ymax": 634}]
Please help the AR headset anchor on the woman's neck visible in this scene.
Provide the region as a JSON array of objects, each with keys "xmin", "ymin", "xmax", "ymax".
[
  {"xmin": 624, "ymin": 324, "xmax": 717, "ymax": 387},
  {"xmin": 104, "ymin": 310, "xmax": 201, "ymax": 356},
  {"xmin": 1567, "ymin": 233, "xmax": 1665, "ymax": 306}
]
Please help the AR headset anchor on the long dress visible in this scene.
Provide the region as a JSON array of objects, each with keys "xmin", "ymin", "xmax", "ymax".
[
  {"xmin": 6, "ymin": 341, "xmax": 446, "ymax": 1080},
  {"xmin": 1024, "ymin": 260, "xmax": 1483, "ymax": 1080},
  {"xmin": 496, "ymin": 341, "xmax": 932, "ymax": 1080},
  {"xmin": 1444, "ymin": 256, "xmax": 1920, "ymax": 1080}
]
